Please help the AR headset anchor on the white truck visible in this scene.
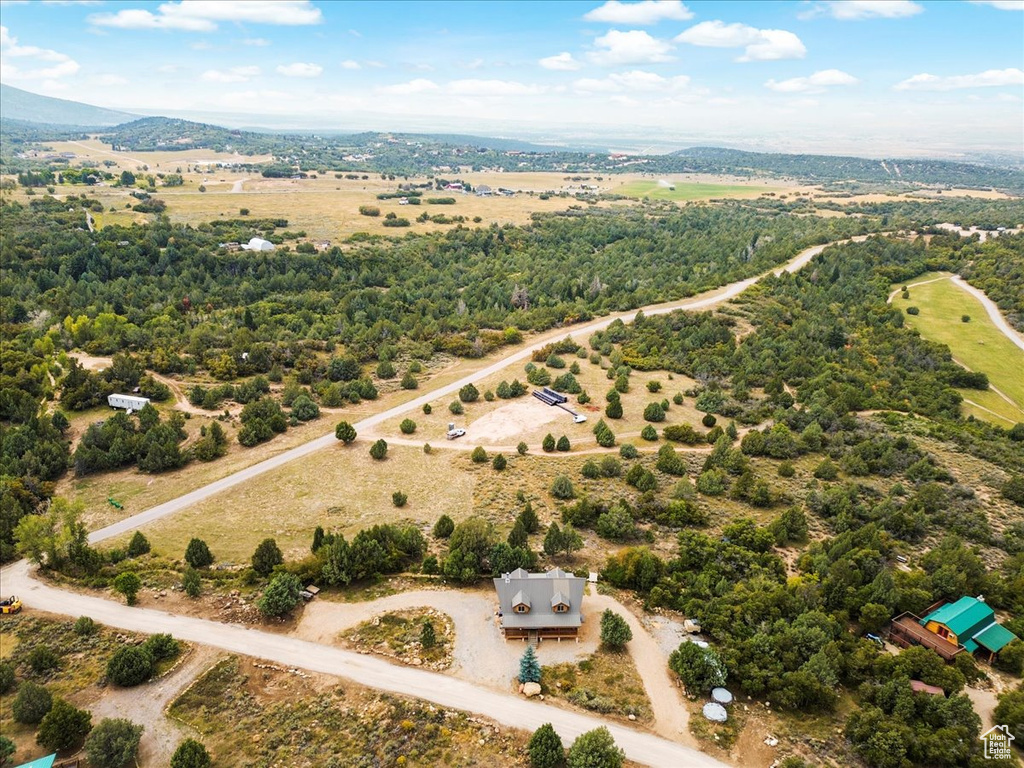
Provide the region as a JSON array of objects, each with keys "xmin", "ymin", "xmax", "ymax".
[{"xmin": 446, "ymin": 423, "xmax": 466, "ymax": 440}]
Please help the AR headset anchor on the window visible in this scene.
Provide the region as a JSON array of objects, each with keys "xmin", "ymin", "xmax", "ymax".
[
  {"xmin": 554, "ymin": 603, "xmax": 569, "ymax": 613},
  {"xmin": 937, "ymin": 626, "xmax": 949, "ymax": 639},
  {"xmin": 514, "ymin": 603, "xmax": 530, "ymax": 614}
]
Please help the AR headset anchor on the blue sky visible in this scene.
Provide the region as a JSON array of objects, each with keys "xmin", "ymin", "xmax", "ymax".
[{"xmin": 1, "ymin": 0, "xmax": 1022, "ymax": 156}]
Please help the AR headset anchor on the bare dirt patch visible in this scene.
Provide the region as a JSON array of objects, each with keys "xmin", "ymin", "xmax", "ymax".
[{"xmin": 467, "ymin": 398, "xmax": 568, "ymax": 444}]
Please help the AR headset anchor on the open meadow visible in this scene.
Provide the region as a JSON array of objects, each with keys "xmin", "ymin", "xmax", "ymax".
[{"xmin": 891, "ymin": 272, "xmax": 1024, "ymax": 424}]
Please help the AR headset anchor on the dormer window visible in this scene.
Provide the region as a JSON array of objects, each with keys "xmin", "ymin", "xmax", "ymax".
[
  {"xmin": 551, "ymin": 592, "xmax": 570, "ymax": 613},
  {"xmin": 512, "ymin": 590, "xmax": 531, "ymax": 614}
]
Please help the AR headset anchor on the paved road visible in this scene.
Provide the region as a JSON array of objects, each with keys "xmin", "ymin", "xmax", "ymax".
[
  {"xmin": 86, "ymin": 238, "xmax": 839, "ymax": 545},
  {"xmin": 0, "ymin": 561, "xmax": 728, "ymax": 768}
]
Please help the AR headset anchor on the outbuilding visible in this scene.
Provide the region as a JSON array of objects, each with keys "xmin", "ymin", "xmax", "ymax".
[
  {"xmin": 242, "ymin": 237, "xmax": 274, "ymax": 251},
  {"xmin": 107, "ymin": 394, "xmax": 150, "ymax": 413}
]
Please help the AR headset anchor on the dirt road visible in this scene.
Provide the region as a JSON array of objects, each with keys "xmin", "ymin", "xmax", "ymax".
[
  {"xmin": 84, "ymin": 238, "xmax": 847, "ymax": 546},
  {"xmin": 0, "ymin": 561, "xmax": 727, "ymax": 768}
]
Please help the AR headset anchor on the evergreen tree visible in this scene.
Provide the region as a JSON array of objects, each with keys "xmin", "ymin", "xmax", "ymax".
[
  {"xmin": 528, "ymin": 723, "xmax": 565, "ymax": 768},
  {"xmin": 519, "ymin": 645, "xmax": 541, "ymax": 683},
  {"xmin": 251, "ymin": 538, "xmax": 283, "ymax": 577}
]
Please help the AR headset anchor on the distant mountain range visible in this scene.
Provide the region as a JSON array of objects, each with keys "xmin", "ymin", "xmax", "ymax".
[
  {"xmin": 1, "ymin": 84, "xmax": 138, "ymax": 127},
  {"xmin": 2, "ymin": 84, "xmax": 1022, "ymax": 192}
]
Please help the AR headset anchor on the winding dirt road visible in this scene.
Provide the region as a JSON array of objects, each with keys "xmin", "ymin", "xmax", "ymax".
[{"xmin": 0, "ymin": 561, "xmax": 726, "ymax": 768}]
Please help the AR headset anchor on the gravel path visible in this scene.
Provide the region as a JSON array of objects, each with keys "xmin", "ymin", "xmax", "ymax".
[
  {"xmin": 87, "ymin": 645, "xmax": 219, "ymax": 766},
  {"xmin": 0, "ymin": 561, "xmax": 728, "ymax": 768}
]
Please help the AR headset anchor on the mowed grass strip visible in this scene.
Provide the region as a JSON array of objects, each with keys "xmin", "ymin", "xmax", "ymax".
[
  {"xmin": 615, "ymin": 179, "xmax": 779, "ymax": 201},
  {"xmin": 892, "ymin": 272, "xmax": 1024, "ymax": 423}
]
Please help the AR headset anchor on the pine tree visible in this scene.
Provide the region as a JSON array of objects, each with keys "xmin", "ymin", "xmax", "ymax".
[
  {"xmin": 543, "ymin": 523, "xmax": 563, "ymax": 556},
  {"xmin": 519, "ymin": 645, "xmax": 540, "ymax": 683}
]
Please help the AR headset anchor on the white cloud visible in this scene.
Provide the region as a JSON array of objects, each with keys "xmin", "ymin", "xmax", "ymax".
[
  {"xmin": 800, "ymin": 1, "xmax": 924, "ymax": 20},
  {"xmin": 89, "ymin": 73, "xmax": 129, "ymax": 86},
  {"xmin": 447, "ymin": 79, "xmax": 544, "ymax": 96},
  {"xmin": 242, "ymin": 37, "xmax": 270, "ymax": 46},
  {"xmin": 765, "ymin": 68, "xmax": 859, "ymax": 93},
  {"xmin": 968, "ymin": 0, "xmax": 1024, "ymax": 8},
  {"xmin": 90, "ymin": 1, "xmax": 322, "ymax": 31},
  {"xmin": 0, "ymin": 25, "xmax": 80, "ymax": 80},
  {"xmin": 340, "ymin": 59, "xmax": 361, "ymax": 70},
  {"xmin": 201, "ymin": 65, "xmax": 261, "ymax": 83},
  {"xmin": 583, "ymin": 0, "xmax": 693, "ymax": 25},
  {"xmin": 894, "ymin": 68, "xmax": 1024, "ymax": 90},
  {"xmin": 276, "ymin": 62, "xmax": 322, "ymax": 78},
  {"xmin": 539, "ymin": 52, "xmax": 583, "ymax": 71},
  {"xmin": 574, "ymin": 69, "xmax": 690, "ymax": 93},
  {"xmin": 156, "ymin": 64, "xmax": 181, "ymax": 73},
  {"xmin": 675, "ymin": 21, "xmax": 806, "ymax": 61},
  {"xmin": 402, "ymin": 62, "xmax": 434, "ymax": 72},
  {"xmin": 378, "ymin": 78, "xmax": 439, "ymax": 95},
  {"xmin": 588, "ymin": 29, "xmax": 674, "ymax": 65}
]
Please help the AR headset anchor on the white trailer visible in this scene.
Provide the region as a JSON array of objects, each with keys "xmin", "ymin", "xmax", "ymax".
[{"xmin": 107, "ymin": 394, "xmax": 151, "ymax": 414}]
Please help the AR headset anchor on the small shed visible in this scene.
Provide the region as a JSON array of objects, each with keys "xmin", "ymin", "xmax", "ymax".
[
  {"xmin": 910, "ymin": 680, "xmax": 945, "ymax": 697},
  {"xmin": 15, "ymin": 755, "xmax": 56, "ymax": 768},
  {"xmin": 243, "ymin": 237, "xmax": 274, "ymax": 251},
  {"xmin": 108, "ymin": 393, "xmax": 151, "ymax": 413}
]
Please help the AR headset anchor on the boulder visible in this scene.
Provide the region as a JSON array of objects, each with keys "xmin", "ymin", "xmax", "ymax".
[{"xmin": 522, "ymin": 682, "xmax": 542, "ymax": 697}]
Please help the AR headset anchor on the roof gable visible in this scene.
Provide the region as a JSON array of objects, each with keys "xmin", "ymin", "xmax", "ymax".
[
  {"xmin": 975, "ymin": 623, "xmax": 1018, "ymax": 653},
  {"xmin": 922, "ymin": 597, "xmax": 994, "ymax": 637}
]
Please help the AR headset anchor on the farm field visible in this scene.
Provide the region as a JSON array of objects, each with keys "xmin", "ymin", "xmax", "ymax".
[{"xmin": 890, "ymin": 272, "xmax": 1024, "ymax": 425}]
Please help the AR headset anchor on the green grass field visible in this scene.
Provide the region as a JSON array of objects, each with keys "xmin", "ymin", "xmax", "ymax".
[
  {"xmin": 891, "ymin": 272, "xmax": 1024, "ymax": 425},
  {"xmin": 616, "ymin": 179, "xmax": 778, "ymax": 201}
]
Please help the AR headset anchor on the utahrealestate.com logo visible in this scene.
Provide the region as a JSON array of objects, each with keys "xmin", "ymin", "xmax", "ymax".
[{"xmin": 980, "ymin": 725, "xmax": 1015, "ymax": 760}]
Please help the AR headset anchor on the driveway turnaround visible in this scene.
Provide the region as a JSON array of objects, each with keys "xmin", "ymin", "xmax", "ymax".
[{"xmin": 1, "ymin": 561, "xmax": 728, "ymax": 768}]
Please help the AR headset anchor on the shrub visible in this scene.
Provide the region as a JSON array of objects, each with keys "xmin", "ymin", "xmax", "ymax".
[
  {"xmin": 528, "ymin": 723, "xmax": 564, "ymax": 768},
  {"xmin": 492, "ymin": 453, "xmax": 507, "ymax": 471},
  {"xmin": 542, "ymin": 433, "xmax": 556, "ymax": 452},
  {"xmin": 126, "ymin": 532, "xmax": 150, "ymax": 558},
  {"xmin": 906, "ymin": 306, "xmax": 920, "ymax": 315},
  {"xmin": 517, "ymin": 441, "xmax": 529, "ymax": 456},
  {"xmin": 599, "ymin": 456, "xmax": 621, "ymax": 477},
  {"xmin": 669, "ymin": 641, "xmax": 727, "ymax": 694},
  {"xmin": 599, "ymin": 609, "xmax": 633, "ymax": 650},
  {"xmin": 813, "ymin": 458, "xmax": 839, "ymax": 480},
  {"xmin": 471, "ymin": 446, "xmax": 488, "ymax": 463},
  {"xmin": 369, "ymin": 439, "xmax": 388, "ymax": 460},
  {"xmin": 605, "ymin": 400, "xmax": 623, "ymax": 419},
  {"xmin": 420, "ymin": 621, "xmax": 436, "ymax": 649},
  {"xmin": 0, "ymin": 662, "xmax": 14, "ymax": 694},
  {"xmin": 647, "ymin": 380, "xmax": 662, "ymax": 393},
  {"xmin": 433, "ymin": 514, "xmax": 455, "ymax": 539},
  {"xmin": 399, "ymin": 418, "xmax": 416, "ymax": 435},
  {"xmin": 37, "ymin": 698, "xmax": 92, "ymax": 752},
  {"xmin": 449, "ymin": 400, "xmax": 464, "ymax": 415},
  {"xmin": 422, "ymin": 403, "xmax": 432, "ymax": 415},
  {"xmin": 142, "ymin": 633, "xmax": 180, "ymax": 661},
  {"xmin": 400, "ymin": 372, "xmax": 418, "ymax": 389},
  {"xmin": 643, "ymin": 402, "xmax": 665, "ymax": 422},
  {"xmin": 257, "ymin": 572, "xmax": 303, "ymax": 617},
  {"xmin": 183, "ymin": 568, "xmax": 201, "ymax": 597},
  {"xmin": 251, "ymin": 538, "xmax": 283, "ymax": 577},
  {"xmin": 28, "ymin": 645, "xmax": 60, "ymax": 674},
  {"xmin": 85, "ymin": 718, "xmax": 143, "ymax": 768},
  {"xmin": 567, "ymin": 727, "xmax": 623, "ymax": 768},
  {"xmin": 459, "ymin": 383, "xmax": 480, "ymax": 403},
  {"xmin": 392, "ymin": 491, "xmax": 408, "ymax": 507},
  {"xmin": 106, "ymin": 647, "xmax": 153, "ymax": 687},
  {"xmin": 556, "ymin": 435, "xmax": 571, "ymax": 452},
  {"xmin": 962, "ymin": 315, "xmax": 971, "ymax": 323},
  {"xmin": 12, "ymin": 681, "xmax": 52, "ymax": 724},
  {"xmin": 702, "ymin": 413, "xmax": 717, "ymax": 428},
  {"xmin": 582, "ymin": 460, "xmax": 600, "ymax": 479},
  {"xmin": 640, "ymin": 425, "xmax": 658, "ymax": 441},
  {"xmin": 334, "ymin": 421, "xmax": 357, "ymax": 444},
  {"xmin": 358, "ymin": 205, "xmax": 380, "ymax": 217},
  {"xmin": 619, "ymin": 444, "xmax": 638, "ymax": 459},
  {"xmin": 171, "ymin": 739, "xmax": 212, "ymax": 768},
  {"xmin": 673, "ymin": 392, "xmax": 684, "ymax": 405},
  {"xmin": 778, "ymin": 461, "xmax": 796, "ymax": 478},
  {"xmin": 550, "ymin": 475, "xmax": 575, "ymax": 500},
  {"xmin": 184, "ymin": 538, "xmax": 214, "ymax": 568}
]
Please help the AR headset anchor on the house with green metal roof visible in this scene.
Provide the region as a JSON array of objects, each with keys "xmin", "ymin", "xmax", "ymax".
[{"xmin": 920, "ymin": 596, "xmax": 1019, "ymax": 662}]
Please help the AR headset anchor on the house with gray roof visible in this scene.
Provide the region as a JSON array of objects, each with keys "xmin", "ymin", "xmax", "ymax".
[{"xmin": 493, "ymin": 567, "xmax": 585, "ymax": 640}]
